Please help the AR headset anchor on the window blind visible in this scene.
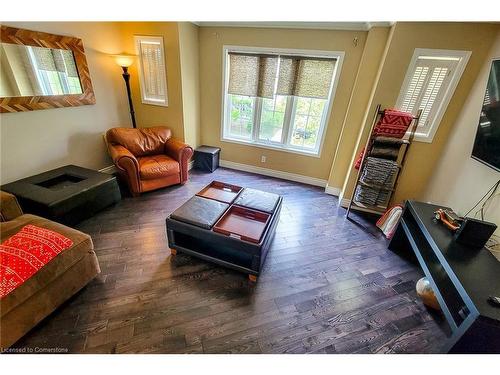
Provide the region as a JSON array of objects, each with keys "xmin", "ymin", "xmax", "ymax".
[
  {"xmin": 228, "ymin": 53, "xmax": 278, "ymax": 98},
  {"xmin": 277, "ymin": 57, "xmax": 336, "ymax": 99},
  {"xmin": 32, "ymin": 47, "xmax": 57, "ymax": 71},
  {"xmin": 228, "ymin": 52, "xmax": 336, "ymax": 99},
  {"xmin": 399, "ymin": 57, "xmax": 456, "ymax": 127},
  {"xmin": 139, "ymin": 40, "xmax": 167, "ymax": 102},
  {"xmin": 52, "ymin": 49, "xmax": 79, "ymax": 77}
]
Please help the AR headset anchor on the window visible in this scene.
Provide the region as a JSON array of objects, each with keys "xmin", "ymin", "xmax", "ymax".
[
  {"xmin": 221, "ymin": 46, "xmax": 343, "ymax": 156},
  {"xmin": 26, "ymin": 46, "xmax": 82, "ymax": 96},
  {"xmin": 134, "ymin": 36, "xmax": 168, "ymax": 106},
  {"xmin": 396, "ymin": 48, "xmax": 471, "ymax": 142}
]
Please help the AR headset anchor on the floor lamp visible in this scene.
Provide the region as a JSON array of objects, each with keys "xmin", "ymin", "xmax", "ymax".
[{"xmin": 113, "ymin": 54, "xmax": 137, "ymax": 128}]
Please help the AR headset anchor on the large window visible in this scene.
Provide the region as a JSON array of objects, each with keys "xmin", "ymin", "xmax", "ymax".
[
  {"xmin": 222, "ymin": 46, "xmax": 343, "ymax": 156},
  {"xmin": 396, "ymin": 48, "xmax": 470, "ymax": 142}
]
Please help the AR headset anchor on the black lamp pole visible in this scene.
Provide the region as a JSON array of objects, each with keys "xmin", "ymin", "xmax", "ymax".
[{"xmin": 121, "ymin": 66, "xmax": 137, "ymax": 129}]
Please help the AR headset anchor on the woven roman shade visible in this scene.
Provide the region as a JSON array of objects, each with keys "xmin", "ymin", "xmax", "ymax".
[
  {"xmin": 32, "ymin": 47, "xmax": 57, "ymax": 71},
  {"xmin": 228, "ymin": 53, "xmax": 278, "ymax": 98},
  {"xmin": 228, "ymin": 52, "xmax": 336, "ymax": 99},
  {"xmin": 277, "ymin": 56, "xmax": 336, "ymax": 99},
  {"xmin": 51, "ymin": 49, "xmax": 79, "ymax": 77}
]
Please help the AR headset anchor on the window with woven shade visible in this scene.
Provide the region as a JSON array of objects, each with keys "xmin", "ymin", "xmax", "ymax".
[
  {"xmin": 134, "ymin": 36, "xmax": 168, "ymax": 107},
  {"xmin": 396, "ymin": 48, "xmax": 471, "ymax": 142},
  {"xmin": 222, "ymin": 46, "xmax": 343, "ymax": 156}
]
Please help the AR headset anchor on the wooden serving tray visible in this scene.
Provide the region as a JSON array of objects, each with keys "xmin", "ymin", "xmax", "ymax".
[
  {"xmin": 196, "ymin": 181, "xmax": 243, "ymax": 204},
  {"xmin": 213, "ymin": 206, "xmax": 271, "ymax": 243}
]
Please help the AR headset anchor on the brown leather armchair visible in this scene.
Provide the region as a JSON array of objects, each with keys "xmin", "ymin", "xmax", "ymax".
[{"xmin": 106, "ymin": 126, "xmax": 193, "ymax": 196}]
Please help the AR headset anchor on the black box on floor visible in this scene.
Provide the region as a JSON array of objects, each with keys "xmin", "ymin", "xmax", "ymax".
[{"xmin": 194, "ymin": 145, "xmax": 220, "ymax": 172}]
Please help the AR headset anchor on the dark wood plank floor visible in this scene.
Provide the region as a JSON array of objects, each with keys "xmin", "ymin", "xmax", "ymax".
[{"xmin": 12, "ymin": 168, "xmax": 448, "ymax": 353}]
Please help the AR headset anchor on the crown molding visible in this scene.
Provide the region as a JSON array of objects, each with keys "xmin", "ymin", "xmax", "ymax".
[{"xmin": 195, "ymin": 22, "xmax": 393, "ymax": 31}]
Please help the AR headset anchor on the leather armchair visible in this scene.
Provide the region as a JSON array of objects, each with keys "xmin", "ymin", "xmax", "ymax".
[{"xmin": 106, "ymin": 126, "xmax": 193, "ymax": 196}]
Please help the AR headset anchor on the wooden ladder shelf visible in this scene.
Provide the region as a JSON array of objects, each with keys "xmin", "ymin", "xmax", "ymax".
[{"xmin": 346, "ymin": 104, "xmax": 421, "ymax": 219}]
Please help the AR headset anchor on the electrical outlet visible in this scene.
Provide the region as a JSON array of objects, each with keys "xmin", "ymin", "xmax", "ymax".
[{"xmin": 261, "ymin": 155, "xmax": 266, "ymax": 163}]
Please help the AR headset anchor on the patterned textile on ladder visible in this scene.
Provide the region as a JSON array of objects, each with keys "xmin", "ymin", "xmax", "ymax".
[
  {"xmin": 373, "ymin": 109, "xmax": 413, "ymax": 138},
  {"xmin": 0, "ymin": 225, "xmax": 73, "ymax": 298},
  {"xmin": 354, "ymin": 157, "xmax": 399, "ymax": 206}
]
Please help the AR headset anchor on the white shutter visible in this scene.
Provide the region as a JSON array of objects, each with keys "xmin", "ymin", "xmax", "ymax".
[
  {"xmin": 134, "ymin": 36, "xmax": 168, "ymax": 106},
  {"xmin": 396, "ymin": 49, "xmax": 469, "ymax": 142}
]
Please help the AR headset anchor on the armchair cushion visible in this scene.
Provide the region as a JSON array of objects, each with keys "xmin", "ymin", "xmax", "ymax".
[
  {"xmin": 138, "ymin": 155, "xmax": 180, "ymax": 180},
  {"xmin": 106, "ymin": 126, "xmax": 172, "ymax": 157}
]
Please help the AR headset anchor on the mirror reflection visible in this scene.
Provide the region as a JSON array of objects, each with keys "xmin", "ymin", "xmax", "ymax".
[{"xmin": 0, "ymin": 43, "xmax": 83, "ymax": 97}]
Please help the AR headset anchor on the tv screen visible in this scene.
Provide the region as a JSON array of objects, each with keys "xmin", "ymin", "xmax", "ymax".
[{"xmin": 471, "ymin": 59, "xmax": 500, "ymax": 172}]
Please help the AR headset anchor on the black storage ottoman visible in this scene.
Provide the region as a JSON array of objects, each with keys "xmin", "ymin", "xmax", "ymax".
[
  {"xmin": 194, "ymin": 145, "xmax": 220, "ymax": 172},
  {"xmin": 166, "ymin": 184, "xmax": 282, "ymax": 281},
  {"xmin": 1, "ymin": 164, "xmax": 121, "ymax": 226}
]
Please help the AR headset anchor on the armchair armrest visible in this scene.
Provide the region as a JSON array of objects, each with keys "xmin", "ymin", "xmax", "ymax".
[
  {"xmin": 165, "ymin": 138, "xmax": 194, "ymax": 183},
  {"xmin": 0, "ymin": 191, "xmax": 23, "ymax": 222},
  {"xmin": 107, "ymin": 143, "xmax": 141, "ymax": 195}
]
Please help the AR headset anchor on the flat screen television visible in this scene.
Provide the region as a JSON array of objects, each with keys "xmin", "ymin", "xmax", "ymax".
[{"xmin": 471, "ymin": 59, "xmax": 500, "ymax": 172}]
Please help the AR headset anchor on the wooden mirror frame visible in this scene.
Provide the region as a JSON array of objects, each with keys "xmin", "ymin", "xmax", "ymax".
[{"xmin": 0, "ymin": 26, "xmax": 96, "ymax": 113}]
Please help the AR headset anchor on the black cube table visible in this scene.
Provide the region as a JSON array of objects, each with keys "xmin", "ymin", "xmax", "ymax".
[
  {"xmin": 2, "ymin": 165, "xmax": 121, "ymax": 226},
  {"xmin": 194, "ymin": 145, "xmax": 221, "ymax": 172},
  {"xmin": 166, "ymin": 182, "xmax": 282, "ymax": 281}
]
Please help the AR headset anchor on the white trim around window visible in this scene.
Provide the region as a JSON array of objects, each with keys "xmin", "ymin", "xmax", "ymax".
[
  {"xmin": 396, "ymin": 48, "xmax": 471, "ymax": 143},
  {"xmin": 220, "ymin": 45, "xmax": 344, "ymax": 158}
]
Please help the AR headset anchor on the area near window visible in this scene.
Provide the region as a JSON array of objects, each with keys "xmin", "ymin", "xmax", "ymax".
[
  {"xmin": 396, "ymin": 48, "xmax": 471, "ymax": 143},
  {"xmin": 134, "ymin": 35, "xmax": 168, "ymax": 107},
  {"xmin": 221, "ymin": 46, "xmax": 344, "ymax": 156}
]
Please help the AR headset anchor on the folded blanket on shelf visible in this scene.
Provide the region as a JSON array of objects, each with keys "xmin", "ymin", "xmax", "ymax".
[
  {"xmin": 354, "ymin": 185, "xmax": 390, "ymax": 207},
  {"xmin": 370, "ymin": 137, "xmax": 405, "ymax": 161},
  {"xmin": 373, "ymin": 109, "xmax": 413, "ymax": 138},
  {"xmin": 360, "ymin": 157, "xmax": 399, "ymax": 187}
]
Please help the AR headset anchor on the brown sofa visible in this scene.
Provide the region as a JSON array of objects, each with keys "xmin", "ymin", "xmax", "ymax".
[
  {"xmin": 0, "ymin": 191, "xmax": 100, "ymax": 348},
  {"xmin": 105, "ymin": 126, "xmax": 194, "ymax": 196}
]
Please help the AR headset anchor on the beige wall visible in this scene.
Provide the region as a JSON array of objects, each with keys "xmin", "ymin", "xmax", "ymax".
[
  {"xmin": 0, "ymin": 22, "xmax": 130, "ymax": 184},
  {"xmin": 118, "ymin": 22, "xmax": 185, "ymax": 139},
  {"xmin": 198, "ymin": 26, "xmax": 368, "ymax": 180},
  {"xmin": 327, "ymin": 26, "xmax": 391, "ymax": 191},
  {"xmin": 424, "ymin": 31, "xmax": 500, "ymax": 234},
  {"xmin": 178, "ymin": 22, "xmax": 201, "ymax": 148},
  {"xmin": 339, "ymin": 22, "xmax": 500, "ymax": 204}
]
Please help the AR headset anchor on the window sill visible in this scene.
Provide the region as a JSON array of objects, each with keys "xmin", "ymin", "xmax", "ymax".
[{"xmin": 221, "ymin": 136, "xmax": 322, "ymax": 158}]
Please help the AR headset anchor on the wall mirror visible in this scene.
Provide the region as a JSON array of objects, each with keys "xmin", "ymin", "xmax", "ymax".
[{"xmin": 0, "ymin": 26, "xmax": 95, "ymax": 113}]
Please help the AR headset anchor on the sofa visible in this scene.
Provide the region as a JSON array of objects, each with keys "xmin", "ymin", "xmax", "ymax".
[
  {"xmin": 105, "ymin": 126, "xmax": 194, "ymax": 196},
  {"xmin": 0, "ymin": 191, "xmax": 100, "ymax": 348}
]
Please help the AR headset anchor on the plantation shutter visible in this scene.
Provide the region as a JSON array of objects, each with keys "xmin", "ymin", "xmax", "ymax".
[
  {"xmin": 277, "ymin": 56, "xmax": 336, "ymax": 99},
  {"xmin": 228, "ymin": 52, "xmax": 278, "ymax": 98},
  {"xmin": 399, "ymin": 57, "xmax": 457, "ymax": 128},
  {"xmin": 137, "ymin": 38, "xmax": 168, "ymax": 104}
]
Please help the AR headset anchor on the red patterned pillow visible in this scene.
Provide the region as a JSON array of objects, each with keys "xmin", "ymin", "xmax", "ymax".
[{"xmin": 0, "ymin": 225, "xmax": 73, "ymax": 299}]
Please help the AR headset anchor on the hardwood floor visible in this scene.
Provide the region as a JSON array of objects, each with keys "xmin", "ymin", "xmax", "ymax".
[{"xmin": 12, "ymin": 167, "xmax": 448, "ymax": 353}]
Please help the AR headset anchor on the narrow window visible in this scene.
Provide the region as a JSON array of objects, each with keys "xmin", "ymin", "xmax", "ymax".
[{"xmin": 134, "ymin": 36, "xmax": 168, "ymax": 106}]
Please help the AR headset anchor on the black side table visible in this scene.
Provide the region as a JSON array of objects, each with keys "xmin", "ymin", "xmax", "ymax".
[
  {"xmin": 1, "ymin": 165, "xmax": 121, "ymax": 226},
  {"xmin": 194, "ymin": 145, "xmax": 221, "ymax": 172}
]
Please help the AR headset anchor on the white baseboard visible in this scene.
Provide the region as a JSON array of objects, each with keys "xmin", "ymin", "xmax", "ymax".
[
  {"xmin": 325, "ymin": 185, "xmax": 341, "ymax": 196},
  {"xmin": 99, "ymin": 165, "xmax": 118, "ymax": 174},
  {"xmin": 340, "ymin": 198, "xmax": 351, "ymax": 208},
  {"xmin": 219, "ymin": 159, "xmax": 327, "ymax": 187}
]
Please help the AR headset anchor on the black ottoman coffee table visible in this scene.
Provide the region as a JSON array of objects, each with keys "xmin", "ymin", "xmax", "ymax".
[
  {"xmin": 2, "ymin": 164, "xmax": 121, "ymax": 225},
  {"xmin": 166, "ymin": 181, "xmax": 282, "ymax": 282}
]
